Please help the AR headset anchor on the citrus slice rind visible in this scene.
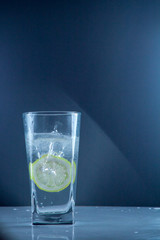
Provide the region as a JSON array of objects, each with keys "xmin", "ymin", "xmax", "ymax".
[
  {"xmin": 29, "ymin": 155, "xmax": 76, "ymax": 192},
  {"xmin": 73, "ymin": 161, "xmax": 76, "ymax": 183}
]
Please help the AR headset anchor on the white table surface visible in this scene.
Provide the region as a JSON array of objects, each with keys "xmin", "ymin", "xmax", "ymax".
[{"xmin": 0, "ymin": 206, "xmax": 160, "ymax": 240}]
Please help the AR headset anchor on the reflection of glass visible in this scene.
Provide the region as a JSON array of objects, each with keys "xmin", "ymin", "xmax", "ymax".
[
  {"xmin": 32, "ymin": 225, "xmax": 74, "ymax": 240},
  {"xmin": 37, "ymin": 237, "xmax": 68, "ymax": 240},
  {"xmin": 23, "ymin": 111, "xmax": 81, "ymax": 224}
]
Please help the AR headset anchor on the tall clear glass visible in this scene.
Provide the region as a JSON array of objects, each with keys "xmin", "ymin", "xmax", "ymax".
[{"xmin": 23, "ymin": 111, "xmax": 81, "ymax": 224}]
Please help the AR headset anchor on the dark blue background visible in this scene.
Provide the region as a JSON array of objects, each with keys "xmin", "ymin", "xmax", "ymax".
[{"xmin": 0, "ymin": 0, "xmax": 160, "ymax": 206}]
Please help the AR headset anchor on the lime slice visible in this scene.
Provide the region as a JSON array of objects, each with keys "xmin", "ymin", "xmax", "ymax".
[{"xmin": 29, "ymin": 155, "xmax": 76, "ymax": 192}]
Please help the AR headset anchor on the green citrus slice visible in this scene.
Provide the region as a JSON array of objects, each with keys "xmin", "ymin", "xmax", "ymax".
[{"xmin": 29, "ymin": 155, "xmax": 76, "ymax": 192}]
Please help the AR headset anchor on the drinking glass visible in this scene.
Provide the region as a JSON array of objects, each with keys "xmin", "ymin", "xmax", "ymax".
[{"xmin": 23, "ymin": 111, "xmax": 81, "ymax": 224}]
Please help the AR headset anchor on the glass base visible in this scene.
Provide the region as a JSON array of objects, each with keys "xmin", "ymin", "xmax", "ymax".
[{"xmin": 32, "ymin": 209, "xmax": 74, "ymax": 225}]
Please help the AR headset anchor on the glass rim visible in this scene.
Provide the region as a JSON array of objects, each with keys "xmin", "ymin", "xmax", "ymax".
[{"xmin": 23, "ymin": 111, "xmax": 81, "ymax": 116}]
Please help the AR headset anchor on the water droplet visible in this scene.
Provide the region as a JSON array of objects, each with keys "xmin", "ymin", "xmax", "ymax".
[
  {"xmin": 26, "ymin": 209, "xmax": 30, "ymax": 212},
  {"xmin": 65, "ymin": 230, "xmax": 69, "ymax": 233},
  {"xmin": 137, "ymin": 207, "xmax": 140, "ymax": 209},
  {"xmin": 13, "ymin": 208, "xmax": 17, "ymax": 211},
  {"xmin": 40, "ymin": 203, "xmax": 43, "ymax": 205},
  {"xmin": 75, "ymin": 211, "xmax": 78, "ymax": 214},
  {"xmin": 149, "ymin": 208, "xmax": 152, "ymax": 210},
  {"xmin": 134, "ymin": 231, "xmax": 138, "ymax": 234}
]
